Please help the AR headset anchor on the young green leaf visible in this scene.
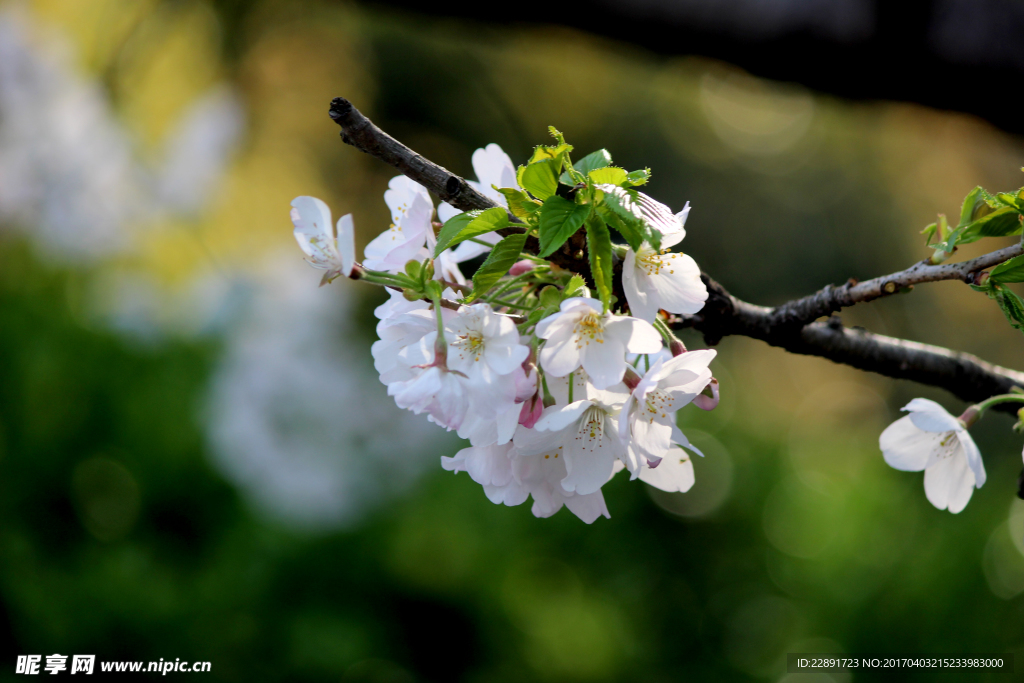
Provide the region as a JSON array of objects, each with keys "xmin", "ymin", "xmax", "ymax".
[
  {"xmin": 433, "ymin": 208, "xmax": 509, "ymax": 256},
  {"xmin": 468, "ymin": 233, "xmax": 529, "ymax": 301},
  {"xmin": 560, "ymin": 149, "xmax": 613, "ymax": 185},
  {"xmin": 521, "ymin": 160, "xmax": 559, "ymax": 200},
  {"xmin": 574, "ymin": 149, "xmax": 612, "ymax": 175},
  {"xmin": 495, "ymin": 187, "xmax": 542, "ymax": 221},
  {"xmin": 958, "ymin": 186, "xmax": 985, "ymax": 228},
  {"xmin": 588, "ymin": 167, "xmax": 628, "ymax": 186},
  {"xmin": 563, "ymin": 274, "xmax": 587, "ymax": 299},
  {"xmin": 538, "ymin": 196, "xmax": 590, "ymax": 258},
  {"xmin": 597, "ymin": 205, "xmax": 644, "ymax": 252},
  {"xmin": 585, "ymin": 214, "xmax": 614, "ymax": 311},
  {"xmin": 529, "ymin": 143, "xmax": 572, "ymax": 164},
  {"xmin": 989, "ymin": 254, "xmax": 1024, "ymax": 284},
  {"xmin": 625, "ymin": 168, "xmax": 651, "ymax": 186},
  {"xmin": 996, "ymin": 288, "xmax": 1024, "ymax": 331},
  {"xmin": 958, "ymin": 206, "xmax": 1022, "ymax": 244}
]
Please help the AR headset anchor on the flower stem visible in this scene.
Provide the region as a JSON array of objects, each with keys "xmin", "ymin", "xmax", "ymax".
[
  {"xmin": 974, "ymin": 393, "xmax": 1024, "ymax": 416},
  {"xmin": 568, "ymin": 372, "xmax": 574, "ymax": 403}
]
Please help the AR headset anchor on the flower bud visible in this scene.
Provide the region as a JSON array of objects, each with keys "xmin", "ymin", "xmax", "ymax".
[
  {"xmin": 509, "ymin": 260, "xmax": 535, "ymax": 276},
  {"xmin": 692, "ymin": 378, "xmax": 720, "ymax": 411},
  {"xmin": 669, "ymin": 339, "xmax": 687, "ymax": 356},
  {"xmin": 622, "ymin": 365, "xmax": 642, "ymax": 390}
]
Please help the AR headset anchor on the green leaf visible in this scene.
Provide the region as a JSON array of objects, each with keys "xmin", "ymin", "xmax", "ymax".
[
  {"xmin": 563, "ymin": 274, "xmax": 587, "ymax": 299},
  {"xmin": 597, "ymin": 205, "xmax": 644, "ymax": 251},
  {"xmin": 995, "ymin": 288, "xmax": 1024, "ymax": 331},
  {"xmin": 995, "ymin": 189, "xmax": 1024, "ymax": 213},
  {"xmin": 469, "ymin": 233, "xmax": 528, "ymax": 301},
  {"xmin": 529, "ymin": 143, "xmax": 572, "ymax": 164},
  {"xmin": 990, "ymin": 254, "xmax": 1024, "ymax": 283},
  {"xmin": 433, "ymin": 208, "xmax": 509, "ymax": 256},
  {"xmin": 585, "ymin": 215, "xmax": 614, "ymax": 311},
  {"xmin": 921, "ymin": 221, "xmax": 938, "ymax": 246},
  {"xmin": 574, "ymin": 149, "xmax": 612, "ymax": 175},
  {"xmin": 560, "ymin": 149, "xmax": 613, "ymax": 185},
  {"xmin": 958, "ymin": 206, "xmax": 1022, "ymax": 244},
  {"xmin": 588, "ymin": 167, "xmax": 627, "ymax": 186},
  {"xmin": 538, "ymin": 196, "xmax": 590, "ymax": 258},
  {"xmin": 521, "ymin": 160, "xmax": 559, "ymax": 200},
  {"xmin": 624, "ymin": 169, "xmax": 651, "ymax": 186},
  {"xmin": 495, "ymin": 187, "xmax": 542, "ymax": 221},
  {"xmin": 958, "ymin": 186, "xmax": 985, "ymax": 228}
]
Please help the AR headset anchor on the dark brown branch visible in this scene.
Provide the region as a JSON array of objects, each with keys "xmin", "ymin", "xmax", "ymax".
[
  {"xmin": 768, "ymin": 243, "xmax": 1023, "ymax": 328},
  {"xmin": 328, "ymin": 97, "xmax": 595, "ymax": 281},
  {"xmin": 330, "ymin": 96, "xmax": 1024, "ymax": 415},
  {"xmin": 677, "ymin": 275, "xmax": 1024, "ymax": 415}
]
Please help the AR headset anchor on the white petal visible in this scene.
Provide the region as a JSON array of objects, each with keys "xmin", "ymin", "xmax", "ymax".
[
  {"xmin": 903, "ymin": 398, "xmax": 961, "ymax": 433},
  {"xmin": 923, "ymin": 447, "xmax": 975, "ymax": 513},
  {"xmin": 580, "ymin": 330, "xmax": 628, "ymax": 390},
  {"xmin": 534, "ymin": 400, "xmax": 594, "ymax": 432},
  {"xmin": 562, "ymin": 429, "xmax": 618, "ymax": 495},
  {"xmin": 623, "ymin": 249, "xmax": 657, "ymax": 322},
  {"xmin": 564, "ymin": 490, "xmax": 611, "ymax": 523},
  {"xmin": 958, "ymin": 430, "xmax": 986, "ymax": 488},
  {"xmin": 639, "ymin": 449, "xmax": 695, "ymax": 493},
  {"xmin": 644, "ymin": 253, "xmax": 707, "ymax": 315},
  {"xmin": 879, "ymin": 416, "xmax": 940, "ymax": 472},
  {"xmin": 606, "ymin": 316, "xmax": 662, "ymax": 354},
  {"xmin": 539, "ymin": 326, "xmax": 584, "ymax": 378},
  {"xmin": 437, "ymin": 202, "xmax": 461, "ymax": 223},
  {"xmin": 336, "ymin": 213, "xmax": 356, "ymax": 277}
]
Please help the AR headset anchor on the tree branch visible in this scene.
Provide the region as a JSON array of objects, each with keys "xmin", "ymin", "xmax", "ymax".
[
  {"xmin": 767, "ymin": 242, "xmax": 1023, "ymax": 328},
  {"xmin": 328, "ymin": 97, "xmax": 594, "ymax": 280},
  {"xmin": 677, "ymin": 275, "xmax": 1024, "ymax": 415},
  {"xmin": 329, "ymin": 96, "xmax": 1024, "ymax": 415}
]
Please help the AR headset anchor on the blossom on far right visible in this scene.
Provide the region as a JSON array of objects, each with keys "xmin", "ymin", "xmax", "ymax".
[
  {"xmin": 622, "ymin": 203, "xmax": 707, "ymax": 322},
  {"xmin": 536, "ymin": 298, "xmax": 661, "ymax": 389},
  {"xmin": 879, "ymin": 398, "xmax": 986, "ymax": 513}
]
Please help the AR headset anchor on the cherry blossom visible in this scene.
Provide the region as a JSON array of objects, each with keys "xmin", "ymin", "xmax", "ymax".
[
  {"xmin": 437, "ymin": 143, "xmax": 518, "ymax": 260},
  {"xmin": 622, "ymin": 206, "xmax": 707, "ymax": 321},
  {"xmin": 878, "ymin": 398, "xmax": 986, "ymax": 513},
  {"xmin": 290, "ymin": 196, "xmax": 356, "ymax": 285},
  {"xmin": 619, "ymin": 350, "xmax": 716, "ymax": 478},
  {"xmin": 363, "ymin": 176, "xmax": 433, "ymax": 272},
  {"xmin": 514, "ymin": 398, "xmax": 627, "ymax": 495},
  {"xmin": 536, "ymin": 298, "xmax": 662, "ymax": 389}
]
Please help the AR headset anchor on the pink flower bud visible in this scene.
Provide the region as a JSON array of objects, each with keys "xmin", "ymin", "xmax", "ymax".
[
  {"xmin": 519, "ymin": 395, "xmax": 544, "ymax": 428},
  {"xmin": 622, "ymin": 365, "xmax": 642, "ymax": 390},
  {"xmin": 693, "ymin": 378, "xmax": 720, "ymax": 411},
  {"xmin": 509, "ymin": 260, "xmax": 535, "ymax": 276}
]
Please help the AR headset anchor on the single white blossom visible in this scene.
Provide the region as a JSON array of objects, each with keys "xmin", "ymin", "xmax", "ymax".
[
  {"xmin": 622, "ymin": 212, "xmax": 707, "ymax": 321},
  {"xmin": 536, "ymin": 298, "xmax": 661, "ymax": 389},
  {"xmin": 445, "ymin": 303, "xmax": 530, "ymax": 378},
  {"xmin": 879, "ymin": 398, "xmax": 986, "ymax": 513},
  {"xmin": 514, "ymin": 397, "xmax": 626, "ymax": 495},
  {"xmin": 619, "ymin": 350, "xmax": 716, "ymax": 483},
  {"xmin": 363, "ymin": 176, "xmax": 433, "ymax": 272},
  {"xmin": 290, "ymin": 196, "xmax": 356, "ymax": 284}
]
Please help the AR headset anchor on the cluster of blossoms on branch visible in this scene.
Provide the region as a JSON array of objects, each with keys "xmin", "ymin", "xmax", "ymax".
[
  {"xmin": 291, "ymin": 132, "xmax": 719, "ymax": 522},
  {"xmin": 292, "ymin": 120, "xmax": 1024, "ymax": 522}
]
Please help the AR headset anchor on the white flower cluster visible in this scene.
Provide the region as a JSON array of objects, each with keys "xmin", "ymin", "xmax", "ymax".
[{"xmin": 290, "ymin": 144, "xmax": 717, "ymax": 522}]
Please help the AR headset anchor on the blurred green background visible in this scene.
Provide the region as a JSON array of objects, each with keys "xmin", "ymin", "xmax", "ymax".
[{"xmin": 2, "ymin": 1, "xmax": 1024, "ymax": 681}]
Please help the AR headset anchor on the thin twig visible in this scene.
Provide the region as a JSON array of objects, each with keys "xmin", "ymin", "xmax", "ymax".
[{"xmin": 768, "ymin": 242, "xmax": 1023, "ymax": 328}]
